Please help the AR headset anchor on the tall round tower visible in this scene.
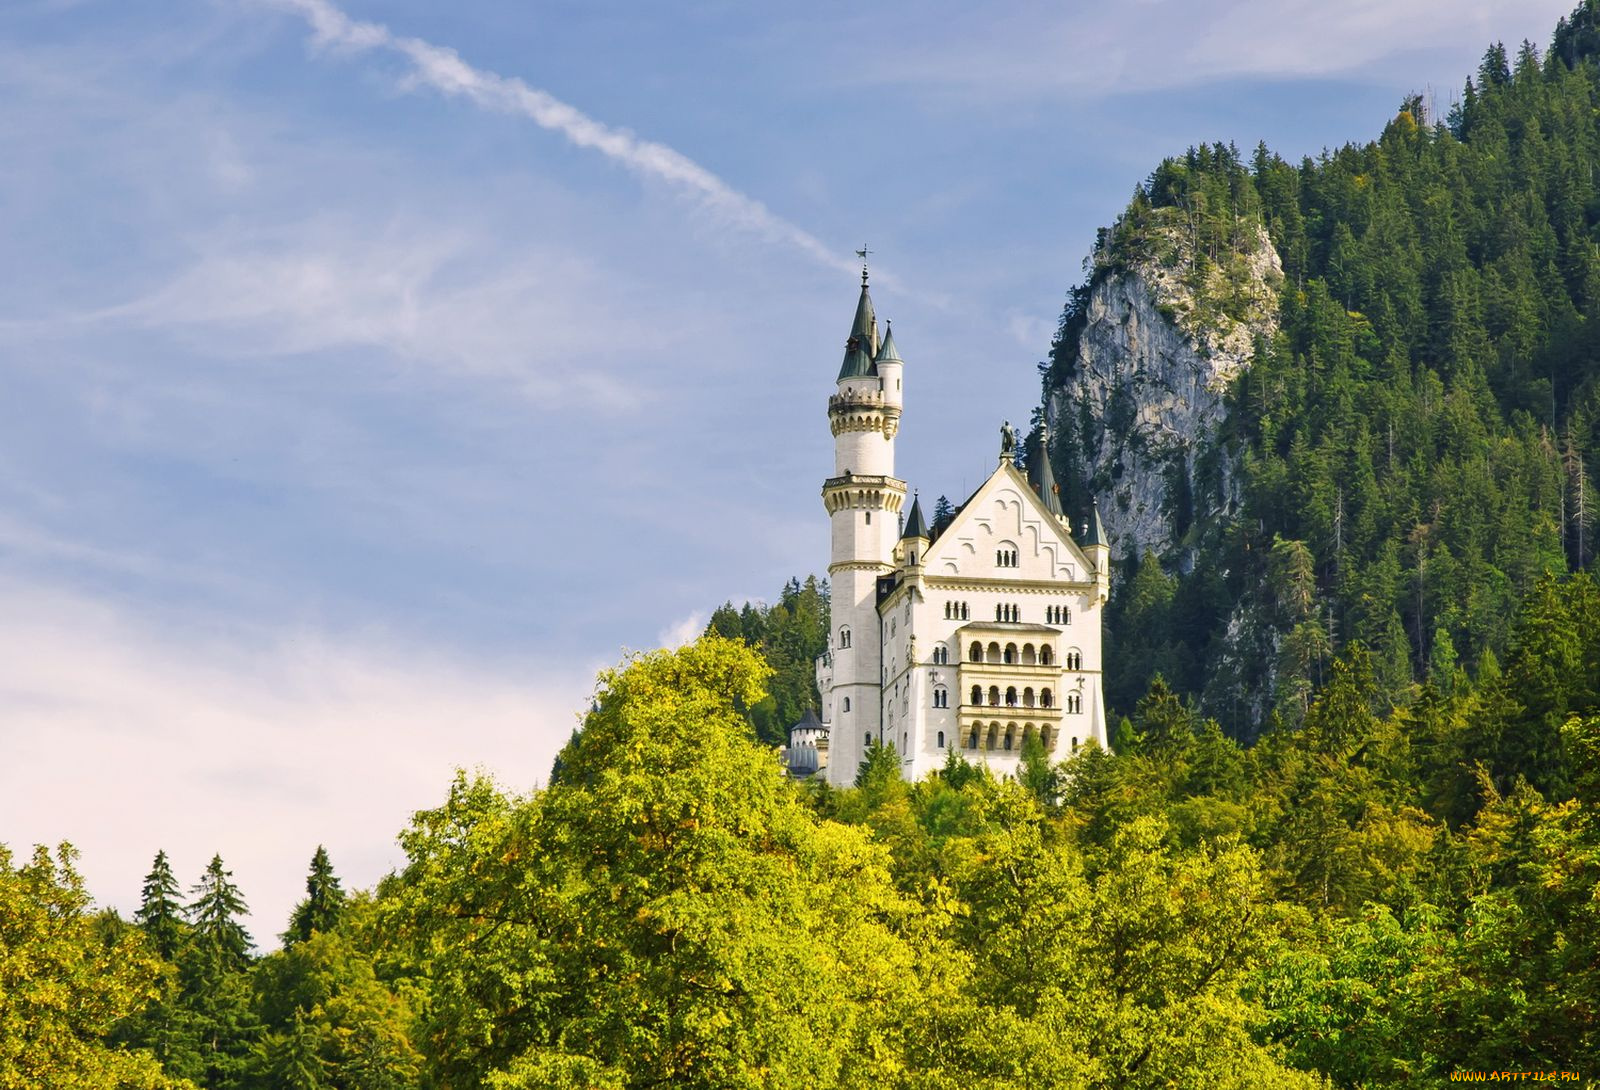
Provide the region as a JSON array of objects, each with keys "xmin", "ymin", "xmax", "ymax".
[{"xmin": 821, "ymin": 266, "xmax": 906, "ymax": 786}]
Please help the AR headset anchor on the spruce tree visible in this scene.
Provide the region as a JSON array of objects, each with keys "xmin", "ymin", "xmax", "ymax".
[
  {"xmin": 187, "ymin": 853, "xmax": 252, "ymax": 972},
  {"xmin": 134, "ymin": 849, "xmax": 185, "ymax": 960},
  {"xmin": 284, "ymin": 846, "xmax": 346, "ymax": 946}
]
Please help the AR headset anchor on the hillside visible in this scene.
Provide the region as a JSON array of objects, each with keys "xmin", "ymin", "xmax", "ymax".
[{"xmin": 1046, "ymin": 4, "xmax": 1600, "ymax": 740}]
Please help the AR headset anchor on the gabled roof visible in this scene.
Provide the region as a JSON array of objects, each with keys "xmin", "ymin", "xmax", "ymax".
[{"xmin": 920, "ymin": 457, "xmax": 1095, "ymax": 581}]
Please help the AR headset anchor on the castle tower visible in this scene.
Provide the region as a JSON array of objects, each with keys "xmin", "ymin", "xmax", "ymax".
[{"xmin": 821, "ymin": 266, "xmax": 906, "ymax": 786}]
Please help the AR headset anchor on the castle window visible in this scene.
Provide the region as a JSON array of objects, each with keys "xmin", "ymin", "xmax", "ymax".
[
  {"xmin": 1005, "ymin": 686, "xmax": 1017, "ymax": 707},
  {"xmin": 962, "ymin": 603, "xmax": 969, "ymax": 620},
  {"xmin": 971, "ymin": 685, "xmax": 982, "ymax": 706},
  {"xmin": 1041, "ymin": 688, "xmax": 1053, "ymax": 709},
  {"xmin": 970, "ymin": 641, "xmax": 983, "ymax": 663},
  {"xmin": 865, "ymin": 512, "xmax": 871, "ymax": 525},
  {"xmin": 839, "ymin": 627, "xmax": 851, "ymax": 649},
  {"xmin": 1003, "ymin": 727, "xmax": 1014, "ymax": 751},
  {"xmin": 1024, "ymin": 687, "xmax": 1035, "ymax": 708},
  {"xmin": 986, "ymin": 723, "xmax": 999, "ymax": 750},
  {"xmin": 933, "ymin": 644, "xmax": 948, "ymax": 665},
  {"xmin": 988, "ymin": 685, "xmax": 1000, "ymax": 706},
  {"xmin": 1065, "ymin": 649, "xmax": 1080, "ymax": 670},
  {"xmin": 968, "ymin": 725, "xmax": 979, "ymax": 749},
  {"xmin": 1041, "ymin": 645, "xmax": 1054, "ymax": 666},
  {"xmin": 842, "ymin": 697, "xmax": 851, "ymax": 712},
  {"xmin": 865, "ymin": 732, "xmax": 872, "ymax": 744},
  {"xmin": 1067, "ymin": 693, "xmax": 1082, "ymax": 714},
  {"xmin": 1071, "ymin": 736, "xmax": 1079, "ymax": 750},
  {"xmin": 987, "ymin": 642, "xmax": 1001, "ymax": 663},
  {"xmin": 1042, "ymin": 725, "xmax": 1054, "ymax": 750},
  {"xmin": 934, "ymin": 687, "xmax": 948, "ymax": 708},
  {"xmin": 938, "ymin": 730, "xmax": 946, "ymax": 748},
  {"xmin": 1004, "ymin": 643, "xmax": 1018, "ymax": 664}
]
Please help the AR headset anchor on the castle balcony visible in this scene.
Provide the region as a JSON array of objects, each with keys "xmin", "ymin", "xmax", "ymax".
[
  {"xmin": 954, "ymin": 709, "xmax": 1071, "ymax": 755},
  {"xmin": 822, "ymin": 475, "xmax": 906, "ymax": 514}
]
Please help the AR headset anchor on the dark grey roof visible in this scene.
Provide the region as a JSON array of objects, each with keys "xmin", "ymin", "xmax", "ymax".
[
  {"xmin": 1028, "ymin": 424, "xmax": 1065, "ymax": 519},
  {"xmin": 874, "ymin": 322, "xmax": 902, "ymax": 364},
  {"xmin": 1082, "ymin": 499, "xmax": 1106, "ymax": 547},
  {"xmin": 836, "ymin": 283, "xmax": 879, "ymax": 381},
  {"xmin": 790, "ymin": 707, "xmax": 825, "ymax": 734},
  {"xmin": 901, "ymin": 493, "xmax": 929, "ymax": 540}
]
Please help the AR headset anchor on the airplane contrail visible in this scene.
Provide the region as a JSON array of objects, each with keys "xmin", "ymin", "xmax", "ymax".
[{"xmin": 264, "ymin": 0, "xmax": 856, "ymax": 276}]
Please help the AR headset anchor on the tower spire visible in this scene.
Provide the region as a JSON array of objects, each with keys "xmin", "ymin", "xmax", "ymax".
[{"xmin": 1028, "ymin": 422, "xmax": 1066, "ymax": 519}]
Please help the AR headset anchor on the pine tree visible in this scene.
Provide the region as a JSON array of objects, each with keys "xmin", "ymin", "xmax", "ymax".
[
  {"xmin": 134, "ymin": 850, "xmax": 185, "ymax": 960},
  {"xmin": 284, "ymin": 846, "xmax": 346, "ymax": 947},
  {"xmin": 187, "ymin": 854, "xmax": 252, "ymax": 972}
]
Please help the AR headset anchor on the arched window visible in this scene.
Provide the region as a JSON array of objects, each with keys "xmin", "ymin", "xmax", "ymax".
[
  {"xmin": 945, "ymin": 602, "xmax": 952, "ymax": 619},
  {"xmin": 865, "ymin": 732, "xmax": 872, "ymax": 744},
  {"xmin": 987, "ymin": 642, "xmax": 1001, "ymax": 664},
  {"xmin": 1024, "ymin": 687, "xmax": 1035, "ymax": 708},
  {"xmin": 1041, "ymin": 725, "xmax": 1054, "ymax": 750},
  {"xmin": 1003, "ymin": 726, "xmax": 1014, "ymax": 751},
  {"xmin": 1040, "ymin": 645, "xmax": 1054, "ymax": 666},
  {"xmin": 1005, "ymin": 686, "xmax": 1017, "ymax": 707},
  {"xmin": 842, "ymin": 697, "xmax": 851, "ymax": 712},
  {"xmin": 1067, "ymin": 693, "xmax": 1082, "ymax": 714},
  {"xmin": 968, "ymin": 725, "xmax": 979, "ymax": 749},
  {"xmin": 934, "ymin": 687, "xmax": 948, "ymax": 708},
  {"xmin": 995, "ymin": 603, "xmax": 1003, "ymax": 621},
  {"xmin": 1004, "ymin": 642, "xmax": 1018, "ymax": 663},
  {"xmin": 970, "ymin": 642, "xmax": 983, "ymax": 663},
  {"xmin": 986, "ymin": 722, "xmax": 999, "ymax": 750},
  {"xmin": 962, "ymin": 603, "xmax": 969, "ymax": 620},
  {"xmin": 934, "ymin": 644, "xmax": 949, "ymax": 665},
  {"xmin": 1041, "ymin": 688, "xmax": 1053, "ymax": 709},
  {"xmin": 1071, "ymin": 736, "xmax": 1079, "ymax": 750},
  {"xmin": 839, "ymin": 626, "xmax": 851, "ymax": 649},
  {"xmin": 937, "ymin": 730, "xmax": 946, "ymax": 748},
  {"xmin": 971, "ymin": 685, "xmax": 982, "ymax": 706},
  {"xmin": 1065, "ymin": 649, "xmax": 1080, "ymax": 670},
  {"xmin": 1022, "ymin": 643, "xmax": 1036, "ymax": 665},
  {"xmin": 987, "ymin": 685, "xmax": 1000, "ymax": 706}
]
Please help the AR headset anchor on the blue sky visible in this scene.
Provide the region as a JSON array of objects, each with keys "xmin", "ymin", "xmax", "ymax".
[{"xmin": 0, "ymin": 0, "xmax": 1574, "ymax": 939}]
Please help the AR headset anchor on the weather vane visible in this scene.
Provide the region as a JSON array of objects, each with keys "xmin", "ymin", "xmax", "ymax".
[{"xmin": 856, "ymin": 245, "xmax": 872, "ymax": 285}]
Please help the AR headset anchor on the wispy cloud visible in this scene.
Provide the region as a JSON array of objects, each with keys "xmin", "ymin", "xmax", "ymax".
[
  {"xmin": 263, "ymin": 0, "xmax": 855, "ymax": 276},
  {"xmin": 847, "ymin": 0, "xmax": 1574, "ymax": 98},
  {"xmin": 0, "ymin": 577, "xmax": 598, "ymax": 945}
]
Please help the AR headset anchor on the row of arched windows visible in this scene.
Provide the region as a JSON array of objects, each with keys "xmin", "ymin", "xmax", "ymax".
[
  {"xmin": 944, "ymin": 601, "xmax": 970, "ymax": 620},
  {"xmin": 932, "ymin": 644, "xmax": 949, "ymax": 664},
  {"xmin": 968, "ymin": 641, "xmax": 1057, "ymax": 666},
  {"xmin": 969, "ymin": 685, "xmax": 1055, "ymax": 708},
  {"xmin": 965, "ymin": 722, "xmax": 1056, "ymax": 752},
  {"xmin": 995, "ymin": 603, "xmax": 1020, "ymax": 622},
  {"xmin": 1065, "ymin": 651, "xmax": 1082, "ymax": 670},
  {"xmin": 933, "ymin": 688, "xmax": 949, "ymax": 708},
  {"xmin": 996, "ymin": 548, "xmax": 1019, "ymax": 567},
  {"xmin": 1046, "ymin": 605, "xmax": 1071, "ymax": 624}
]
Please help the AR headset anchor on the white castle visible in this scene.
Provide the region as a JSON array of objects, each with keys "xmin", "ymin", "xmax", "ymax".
[{"xmin": 791, "ymin": 268, "xmax": 1111, "ymax": 785}]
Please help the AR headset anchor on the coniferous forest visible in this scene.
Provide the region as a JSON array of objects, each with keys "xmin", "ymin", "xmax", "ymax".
[{"xmin": 13, "ymin": 5, "xmax": 1600, "ymax": 1088}]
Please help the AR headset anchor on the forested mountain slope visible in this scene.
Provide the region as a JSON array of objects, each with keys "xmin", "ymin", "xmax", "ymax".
[{"xmin": 1046, "ymin": 3, "xmax": 1600, "ymax": 736}]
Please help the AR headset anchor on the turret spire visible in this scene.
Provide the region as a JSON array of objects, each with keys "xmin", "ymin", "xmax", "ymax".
[
  {"xmin": 1028, "ymin": 423, "xmax": 1066, "ymax": 519},
  {"xmin": 901, "ymin": 492, "xmax": 929, "ymax": 540},
  {"xmin": 837, "ymin": 277, "xmax": 879, "ymax": 381}
]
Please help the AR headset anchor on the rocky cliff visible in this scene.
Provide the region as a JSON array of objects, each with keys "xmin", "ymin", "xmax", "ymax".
[{"xmin": 1050, "ymin": 208, "xmax": 1282, "ymax": 567}]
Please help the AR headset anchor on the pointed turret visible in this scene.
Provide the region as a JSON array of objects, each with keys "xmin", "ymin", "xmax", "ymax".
[
  {"xmin": 900, "ymin": 493, "xmax": 929, "ymax": 541},
  {"xmin": 1082, "ymin": 497, "xmax": 1111, "ymax": 604},
  {"xmin": 1082, "ymin": 498, "xmax": 1106, "ymax": 547},
  {"xmin": 1028, "ymin": 423, "xmax": 1065, "ymax": 520},
  {"xmin": 875, "ymin": 320, "xmax": 903, "ymax": 413},
  {"xmin": 837, "ymin": 278, "xmax": 880, "ymax": 381},
  {"xmin": 898, "ymin": 492, "xmax": 929, "ymax": 568}
]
